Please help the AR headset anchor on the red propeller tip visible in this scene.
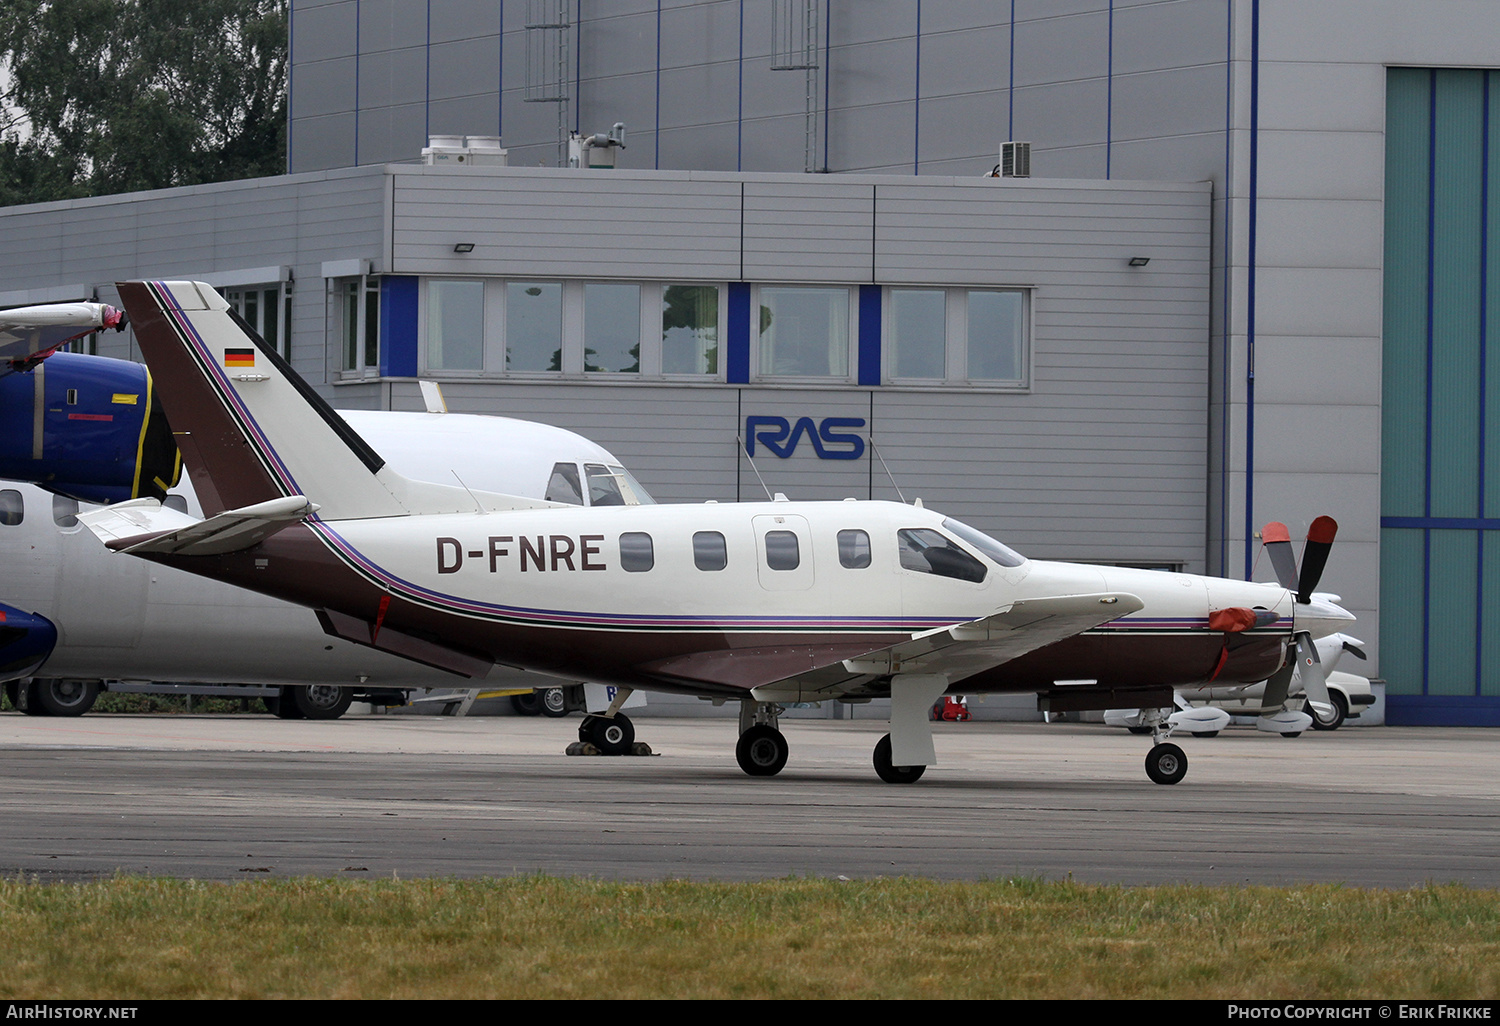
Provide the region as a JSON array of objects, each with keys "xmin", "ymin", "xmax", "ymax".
[
  {"xmin": 1307, "ymin": 516, "xmax": 1338, "ymax": 544},
  {"xmin": 1262, "ymin": 522, "xmax": 1291, "ymax": 544}
]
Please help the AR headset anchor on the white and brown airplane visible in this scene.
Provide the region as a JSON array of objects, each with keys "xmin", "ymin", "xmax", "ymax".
[{"xmin": 80, "ymin": 280, "xmax": 1356, "ymax": 785}]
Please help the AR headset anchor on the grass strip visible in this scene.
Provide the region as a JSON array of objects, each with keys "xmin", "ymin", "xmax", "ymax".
[{"xmin": 1, "ymin": 875, "xmax": 1496, "ymax": 999}]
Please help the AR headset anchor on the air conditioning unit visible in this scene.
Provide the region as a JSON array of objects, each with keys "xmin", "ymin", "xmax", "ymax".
[{"xmin": 1000, "ymin": 141, "xmax": 1031, "ymax": 178}]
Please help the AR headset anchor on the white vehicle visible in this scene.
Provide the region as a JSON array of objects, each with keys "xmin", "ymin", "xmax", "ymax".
[{"xmin": 78, "ymin": 280, "xmax": 1360, "ymax": 786}]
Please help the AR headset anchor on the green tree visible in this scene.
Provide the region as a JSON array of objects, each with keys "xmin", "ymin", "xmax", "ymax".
[{"xmin": 0, "ymin": 0, "xmax": 287, "ymax": 202}]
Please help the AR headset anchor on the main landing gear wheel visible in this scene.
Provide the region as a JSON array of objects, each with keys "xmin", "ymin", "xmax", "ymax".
[
  {"xmin": 1310, "ymin": 691, "xmax": 1348, "ymax": 732},
  {"xmin": 269, "ymin": 687, "xmax": 304, "ymax": 719},
  {"xmin": 1145, "ymin": 742, "xmax": 1188, "ymax": 785},
  {"xmin": 509, "ymin": 692, "xmax": 542, "ymax": 716},
  {"xmin": 735, "ymin": 724, "xmax": 789, "ymax": 777},
  {"xmin": 32, "ymin": 679, "xmax": 99, "ymax": 717},
  {"xmin": 294, "ymin": 685, "xmax": 352, "ymax": 720},
  {"xmin": 540, "ymin": 687, "xmax": 570, "ymax": 717},
  {"xmin": 872, "ymin": 733, "xmax": 925, "ymax": 784},
  {"xmin": 580, "ymin": 713, "xmax": 634, "ymax": 755}
]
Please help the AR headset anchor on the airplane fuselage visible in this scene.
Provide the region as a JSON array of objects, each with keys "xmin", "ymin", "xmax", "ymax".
[{"xmin": 136, "ymin": 498, "xmax": 1298, "ymax": 699}]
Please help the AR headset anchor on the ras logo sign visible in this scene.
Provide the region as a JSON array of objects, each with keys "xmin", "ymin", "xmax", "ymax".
[{"xmin": 745, "ymin": 416, "xmax": 866, "ymax": 461}]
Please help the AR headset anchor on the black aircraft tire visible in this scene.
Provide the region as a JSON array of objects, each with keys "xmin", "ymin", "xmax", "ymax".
[
  {"xmin": 1310, "ymin": 691, "xmax": 1348, "ymax": 732},
  {"xmin": 583, "ymin": 713, "xmax": 634, "ymax": 755},
  {"xmin": 735, "ymin": 725, "xmax": 789, "ymax": 777},
  {"xmin": 293, "ymin": 685, "xmax": 353, "ymax": 720},
  {"xmin": 540, "ymin": 688, "xmax": 570, "ymax": 717},
  {"xmin": 18, "ymin": 681, "xmax": 48, "ymax": 715},
  {"xmin": 872, "ymin": 733, "xmax": 925, "ymax": 784},
  {"xmin": 273, "ymin": 687, "xmax": 305, "ymax": 719},
  {"xmin": 509, "ymin": 692, "xmax": 543, "ymax": 716},
  {"xmin": 1145, "ymin": 742, "xmax": 1188, "ymax": 785},
  {"xmin": 1191, "ymin": 730, "xmax": 1220, "ymax": 738},
  {"xmin": 32, "ymin": 679, "xmax": 99, "ymax": 717}
]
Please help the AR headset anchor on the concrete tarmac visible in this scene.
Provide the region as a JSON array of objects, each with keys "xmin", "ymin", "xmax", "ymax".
[{"xmin": 1, "ymin": 712, "xmax": 1496, "ymax": 887}]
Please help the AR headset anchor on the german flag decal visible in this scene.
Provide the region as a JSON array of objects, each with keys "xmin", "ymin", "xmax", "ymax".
[{"xmin": 224, "ymin": 348, "xmax": 256, "ymax": 368}]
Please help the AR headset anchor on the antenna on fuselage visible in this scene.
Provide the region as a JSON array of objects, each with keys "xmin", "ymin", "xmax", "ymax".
[
  {"xmin": 736, "ymin": 434, "xmax": 775, "ymax": 501},
  {"xmin": 868, "ymin": 437, "xmax": 908, "ymax": 504},
  {"xmin": 451, "ymin": 470, "xmax": 485, "ymax": 513}
]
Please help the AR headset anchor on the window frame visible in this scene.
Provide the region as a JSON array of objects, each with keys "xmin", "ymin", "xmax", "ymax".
[
  {"xmin": 222, "ymin": 283, "xmax": 293, "ymax": 361},
  {"xmin": 334, "ymin": 274, "xmax": 381, "ymax": 380},
  {"xmin": 882, "ymin": 286, "xmax": 1032, "ymax": 391},
  {"xmin": 750, "ymin": 283, "xmax": 858, "ymax": 384},
  {"xmin": 416, "ymin": 278, "xmax": 727, "ymax": 382}
]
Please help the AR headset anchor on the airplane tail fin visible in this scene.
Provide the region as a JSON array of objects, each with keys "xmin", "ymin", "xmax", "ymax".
[{"xmin": 116, "ymin": 281, "xmax": 543, "ymax": 520}]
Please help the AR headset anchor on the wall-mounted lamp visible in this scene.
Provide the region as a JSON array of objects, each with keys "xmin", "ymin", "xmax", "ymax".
[
  {"xmin": 453, "ymin": 242, "xmax": 475, "ymax": 253},
  {"xmin": 1128, "ymin": 256, "xmax": 1150, "ymax": 267}
]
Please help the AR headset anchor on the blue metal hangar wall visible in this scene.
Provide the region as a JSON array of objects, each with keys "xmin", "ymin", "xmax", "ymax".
[{"xmin": 1, "ymin": 0, "xmax": 1498, "ymax": 722}]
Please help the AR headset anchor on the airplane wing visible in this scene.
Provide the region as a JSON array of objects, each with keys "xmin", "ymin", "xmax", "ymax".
[
  {"xmin": 78, "ymin": 495, "xmax": 319, "ymax": 557},
  {"xmin": 750, "ymin": 591, "xmax": 1146, "ymax": 703},
  {"xmin": 0, "ymin": 302, "xmax": 124, "ymax": 363}
]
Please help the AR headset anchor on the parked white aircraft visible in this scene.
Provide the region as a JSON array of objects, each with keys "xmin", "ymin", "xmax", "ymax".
[
  {"xmin": 2, "ymin": 344, "xmax": 652, "ymax": 716},
  {"xmin": 82, "ymin": 281, "xmax": 1358, "ymax": 784}
]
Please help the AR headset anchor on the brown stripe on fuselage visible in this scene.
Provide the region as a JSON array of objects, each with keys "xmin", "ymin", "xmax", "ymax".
[{"xmin": 115, "ymin": 282, "xmax": 285, "ymax": 517}]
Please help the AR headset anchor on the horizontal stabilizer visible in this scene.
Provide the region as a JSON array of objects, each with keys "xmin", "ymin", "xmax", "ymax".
[
  {"xmin": 0, "ymin": 302, "xmax": 123, "ymax": 363},
  {"xmin": 79, "ymin": 495, "xmax": 318, "ymax": 556},
  {"xmin": 752, "ymin": 592, "xmax": 1145, "ymax": 702}
]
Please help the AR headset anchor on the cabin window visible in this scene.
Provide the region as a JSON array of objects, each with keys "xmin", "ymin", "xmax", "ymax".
[
  {"xmin": 693, "ymin": 531, "xmax": 728, "ymax": 571},
  {"xmin": 163, "ymin": 495, "xmax": 190, "ymax": 514},
  {"xmin": 0, "ymin": 489, "xmax": 21, "ymax": 526},
  {"xmin": 838, "ymin": 529, "xmax": 871, "ymax": 568},
  {"xmin": 52, "ymin": 494, "xmax": 79, "ymax": 529},
  {"xmin": 619, "ymin": 532, "xmax": 654, "ymax": 572},
  {"xmin": 546, "ymin": 463, "xmax": 584, "ymax": 505},
  {"xmin": 764, "ymin": 530, "xmax": 800, "ymax": 571},
  {"xmin": 896, "ymin": 529, "xmax": 986, "ymax": 583}
]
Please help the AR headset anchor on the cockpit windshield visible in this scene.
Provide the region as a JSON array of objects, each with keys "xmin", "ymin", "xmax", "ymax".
[
  {"xmin": 941, "ymin": 517, "xmax": 1026, "ymax": 567},
  {"xmin": 585, "ymin": 463, "xmax": 657, "ymax": 506}
]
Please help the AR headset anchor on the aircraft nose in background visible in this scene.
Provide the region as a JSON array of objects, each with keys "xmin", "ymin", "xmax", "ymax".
[{"xmin": 1295, "ymin": 595, "xmax": 1356, "ymax": 639}]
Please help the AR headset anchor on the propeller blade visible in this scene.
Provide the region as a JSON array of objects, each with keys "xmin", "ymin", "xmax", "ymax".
[
  {"xmin": 1296, "ymin": 516, "xmax": 1338, "ymax": 604},
  {"xmin": 1294, "ymin": 631, "xmax": 1334, "ymax": 717},
  {"xmin": 1261, "ymin": 522, "xmax": 1299, "ymax": 591},
  {"xmin": 1261, "ymin": 659, "xmax": 1297, "ymax": 711}
]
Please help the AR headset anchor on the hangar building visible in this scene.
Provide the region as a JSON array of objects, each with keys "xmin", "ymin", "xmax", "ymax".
[{"xmin": 1, "ymin": 0, "xmax": 1497, "ymax": 724}]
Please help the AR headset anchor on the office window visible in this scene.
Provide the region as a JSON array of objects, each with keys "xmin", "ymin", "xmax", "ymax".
[
  {"xmin": 967, "ymin": 290, "xmax": 1025, "ymax": 382},
  {"xmin": 427, "ymin": 279, "xmax": 485, "ymax": 371},
  {"xmin": 757, "ymin": 286, "xmax": 850, "ymax": 378},
  {"xmin": 506, "ymin": 282, "xmax": 563, "ymax": 372},
  {"xmin": 888, "ymin": 289, "xmax": 946, "ymax": 380},
  {"xmin": 584, "ymin": 283, "xmax": 640, "ymax": 373},
  {"xmin": 661, "ymin": 284, "xmax": 719, "ymax": 375},
  {"xmin": 338, "ymin": 277, "xmax": 380, "ymax": 375},
  {"xmin": 223, "ymin": 285, "xmax": 291, "ymax": 360},
  {"xmin": 885, "ymin": 287, "xmax": 1028, "ymax": 387}
]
